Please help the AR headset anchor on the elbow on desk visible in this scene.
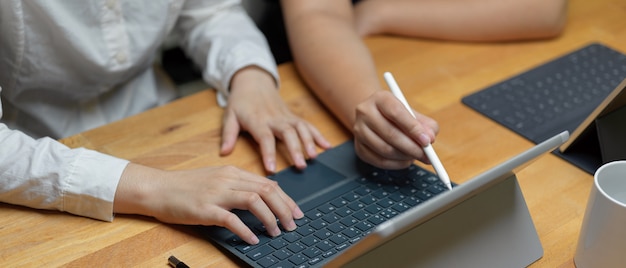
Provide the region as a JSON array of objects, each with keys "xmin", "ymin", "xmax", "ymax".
[{"xmin": 529, "ymin": 0, "xmax": 569, "ymax": 39}]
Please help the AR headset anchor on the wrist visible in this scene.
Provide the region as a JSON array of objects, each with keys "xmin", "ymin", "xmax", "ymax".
[
  {"xmin": 230, "ymin": 66, "xmax": 278, "ymax": 95},
  {"xmin": 113, "ymin": 163, "xmax": 164, "ymax": 217}
]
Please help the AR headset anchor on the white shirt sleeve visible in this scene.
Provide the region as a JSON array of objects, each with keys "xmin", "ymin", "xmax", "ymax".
[
  {"xmin": 176, "ymin": 0, "xmax": 280, "ymax": 107},
  {"xmin": 0, "ymin": 87, "xmax": 129, "ymax": 221}
]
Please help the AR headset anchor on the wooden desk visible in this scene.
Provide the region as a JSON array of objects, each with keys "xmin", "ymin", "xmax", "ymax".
[{"xmin": 2, "ymin": 0, "xmax": 625, "ymax": 266}]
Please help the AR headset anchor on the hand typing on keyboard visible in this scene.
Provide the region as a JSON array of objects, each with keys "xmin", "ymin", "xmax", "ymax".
[{"xmin": 224, "ymin": 164, "xmax": 451, "ymax": 267}]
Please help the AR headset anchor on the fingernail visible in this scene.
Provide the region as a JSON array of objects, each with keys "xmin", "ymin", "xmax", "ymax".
[
  {"xmin": 323, "ymin": 140, "xmax": 332, "ymax": 148},
  {"xmin": 267, "ymin": 160, "xmax": 276, "ymax": 173},
  {"xmin": 294, "ymin": 206, "xmax": 304, "ymax": 219},
  {"xmin": 418, "ymin": 133, "xmax": 431, "ymax": 146},
  {"xmin": 296, "ymin": 154, "xmax": 306, "ymax": 168},
  {"xmin": 270, "ymin": 226, "xmax": 281, "ymax": 237},
  {"xmin": 307, "ymin": 145, "xmax": 318, "ymax": 158},
  {"xmin": 249, "ymin": 235, "xmax": 259, "ymax": 245},
  {"xmin": 285, "ymin": 220, "xmax": 297, "ymax": 231}
]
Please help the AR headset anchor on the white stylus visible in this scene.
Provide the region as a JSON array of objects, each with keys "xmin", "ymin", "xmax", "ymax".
[{"xmin": 383, "ymin": 72, "xmax": 453, "ymax": 190}]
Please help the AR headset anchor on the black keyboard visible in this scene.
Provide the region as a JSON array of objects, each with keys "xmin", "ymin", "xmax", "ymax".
[
  {"xmin": 462, "ymin": 43, "xmax": 626, "ymax": 144},
  {"xmin": 223, "ymin": 165, "xmax": 450, "ymax": 268}
]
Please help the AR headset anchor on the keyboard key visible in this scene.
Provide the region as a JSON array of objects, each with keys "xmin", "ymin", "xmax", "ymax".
[
  {"xmin": 225, "ymin": 235, "xmax": 243, "ymax": 246},
  {"xmin": 322, "ymin": 249, "xmax": 337, "ymax": 258},
  {"xmin": 354, "ymin": 186, "xmax": 373, "ymax": 196},
  {"xmin": 427, "ymin": 184, "xmax": 446, "ymax": 195},
  {"xmin": 371, "ymin": 189, "xmax": 390, "ymax": 199},
  {"xmin": 340, "ymin": 216, "xmax": 358, "ymax": 226},
  {"xmin": 329, "ymin": 233, "xmax": 348, "ymax": 245},
  {"xmin": 316, "ymin": 240, "xmax": 335, "ymax": 251},
  {"xmin": 269, "ymin": 238, "xmax": 288, "ymax": 250},
  {"xmin": 403, "ymin": 196, "xmax": 421, "ymax": 207},
  {"xmin": 335, "ymin": 243, "xmax": 350, "ymax": 252},
  {"xmin": 302, "ymin": 247, "xmax": 322, "ymax": 258},
  {"xmin": 254, "ymin": 224, "xmax": 268, "ymax": 234},
  {"xmin": 281, "ymin": 232, "xmax": 301, "ymax": 243},
  {"xmin": 389, "ymin": 192, "xmax": 406, "ymax": 202},
  {"xmin": 360, "ymin": 196, "xmax": 378, "ymax": 205},
  {"xmin": 288, "ymin": 254, "xmax": 307, "ymax": 266},
  {"xmin": 347, "ymin": 202, "xmax": 365, "ymax": 211},
  {"xmin": 327, "ymin": 223, "xmax": 346, "ymax": 233},
  {"xmin": 352, "ymin": 210, "xmax": 370, "ymax": 221},
  {"xmin": 330, "ymin": 197, "xmax": 348, "ymax": 207},
  {"xmin": 322, "ymin": 213, "xmax": 340, "ymax": 223},
  {"xmin": 295, "ymin": 226, "xmax": 315, "ymax": 236},
  {"xmin": 310, "ymin": 219, "xmax": 328, "ymax": 230},
  {"xmin": 286, "ymin": 242, "xmax": 306, "ymax": 253},
  {"xmin": 247, "ymin": 245, "xmax": 273, "ymax": 260},
  {"xmin": 236, "ymin": 243, "xmax": 255, "ymax": 254},
  {"xmin": 354, "ymin": 221, "xmax": 373, "ymax": 232},
  {"xmin": 342, "ymin": 192, "xmax": 360, "ymax": 202},
  {"xmin": 399, "ymin": 187, "xmax": 418, "ymax": 196},
  {"xmin": 342, "ymin": 227, "xmax": 361, "ymax": 238},
  {"xmin": 318, "ymin": 204, "xmax": 336, "ymax": 214},
  {"xmin": 412, "ymin": 181, "xmax": 429, "ymax": 190},
  {"xmin": 258, "ymin": 255, "xmax": 278, "ymax": 268},
  {"xmin": 364, "ymin": 204, "xmax": 382, "ymax": 214},
  {"xmin": 314, "ymin": 229, "xmax": 333, "ymax": 240},
  {"xmin": 380, "ymin": 208, "xmax": 398, "ymax": 219},
  {"xmin": 301, "ymin": 235, "xmax": 320, "ymax": 247},
  {"xmin": 416, "ymin": 190, "xmax": 433, "ymax": 201},
  {"xmin": 367, "ymin": 214, "xmax": 386, "ymax": 225},
  {"xmin": 376, "ymin": 198, "xmax": 395, "ymax": 208},
  {"xmin": 392, "ymin": 202, "xmax": 411, "ymax": 213},
  {"xmin": 294, "ymin": 217, "xmax": 310, "ymax": 227},
  {"xmin": 308, "ymin": 256, "xmax": 323, "ymax": 265},
  {"xmin": 335, "ymin": 207, "xmax": 354, "ymax": 217},
  {"xmin": 425, "ymin": 176, "xmax": 440, "ymax": 184},
  {"xmin": 272, "ymin": 249, "xmax": 292, "ymax": 260},
  {"xmin": 309, "ymin": 211, "xmax": 324, "ymax": 220},
  {"xmin": 349, "ymin": 236, "xmax": 363, "ymax": 244},
  {"xmin": 382, "ymin": 184, "xmax": 400, "ymax": 193}
]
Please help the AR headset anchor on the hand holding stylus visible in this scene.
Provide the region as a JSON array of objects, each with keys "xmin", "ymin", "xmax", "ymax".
[{"xmin": 383, "ymin": 72, "xmax": 453, "ymax": 190}]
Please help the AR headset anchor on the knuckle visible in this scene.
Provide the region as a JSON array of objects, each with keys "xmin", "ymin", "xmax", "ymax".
[
  {"xmin": 219, "ymin": 212, "xmax": 240, "ymax": 228},
  {"xmin": 407, "ymin": 125, "xmax": 423, "ymax": 137},
  {"xmin": 221, "ymin": 165, "xmax": 240, "ymax": 174},
  {"xmin": 294, "ymin": 120, "xmax": 307, "ymax": 130},
  {"xmin": 245, "ymin": 192, "xmax": 262, "ymax": 206},
  {"xmin": 257, "ymin": 180, "xmax": 278, "ymax": 195},
  {"xmin": 278, "ymin": 125, "xmax": 297, "ymax": 135},
  {"xmin": 254, "ymin": 130, "xmax": 275, "ymax": 142},
  {"xmin": 355, "ymin": 103, "xmax": 369, "ymax": 117},
  {"xmin": 380, "ymin": 143, "xmax": 396, "ymax": 156}
]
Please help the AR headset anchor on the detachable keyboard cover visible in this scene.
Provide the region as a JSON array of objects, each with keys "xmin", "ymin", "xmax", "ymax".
[{"xmin": 462, "ymin": 43, "xmax": 626, "ymax": 173}]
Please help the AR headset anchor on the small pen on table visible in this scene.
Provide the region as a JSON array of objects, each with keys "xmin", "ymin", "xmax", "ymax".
[
  {"xmin": 168, "ymin": 255, "xmax": 190, "ymax": 268},
  {"xmin": 383, "ymin": 72, "xmax": 453, "ymax": 190}
]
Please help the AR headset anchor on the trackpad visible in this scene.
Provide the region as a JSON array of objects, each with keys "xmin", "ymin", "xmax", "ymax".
[{"xmin": 269, "ymin": 160, "xmax": 347, "ymax": 203}]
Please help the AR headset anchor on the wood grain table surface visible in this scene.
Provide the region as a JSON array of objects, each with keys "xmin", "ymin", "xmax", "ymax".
[{"xmin": 1, "ymin": 0, "xmax": 625, "ymax": 266}]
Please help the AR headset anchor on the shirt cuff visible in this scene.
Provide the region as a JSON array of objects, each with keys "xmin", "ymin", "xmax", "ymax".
[
  {"xmin": 62, "ymin": 148, "xmax": 129, "ymax": 222},
  {"xmin": 205, "ymin": 41, "xmax": 280, "ymax": 107}
]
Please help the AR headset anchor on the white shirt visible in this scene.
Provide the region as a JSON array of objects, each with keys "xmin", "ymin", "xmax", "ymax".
[{"xmin": 0, "ymin": 0, "xmax": 279, "ymax": 221}]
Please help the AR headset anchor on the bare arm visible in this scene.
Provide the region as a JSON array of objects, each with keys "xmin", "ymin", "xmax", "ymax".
[
  {"xmin": 354, "ymin": 0, "xmax": 568, "ymax": 40},
  {"xmin": 281, "ymin": 0, "xmax": 438, "ymax": 169},
  {"xmin": 281, "ymin": 0, "xmax": 379, "ymax": 129}
]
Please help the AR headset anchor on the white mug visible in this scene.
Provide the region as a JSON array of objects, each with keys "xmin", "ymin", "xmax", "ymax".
[{"xmin": 574, "ymin": 160, "xmax": 626, "ymax": 268}]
